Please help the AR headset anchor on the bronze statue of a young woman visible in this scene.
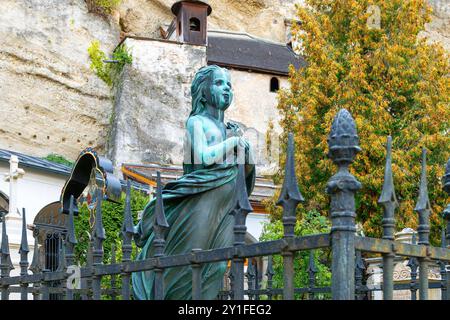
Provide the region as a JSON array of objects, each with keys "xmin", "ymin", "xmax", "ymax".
[{"xmin": 132, "ymin": 65, "xmax": 255, "ymax": 300}]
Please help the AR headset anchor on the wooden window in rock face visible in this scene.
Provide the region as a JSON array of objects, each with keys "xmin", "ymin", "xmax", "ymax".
[
  {"xmin": 270, "ymin": 77, "xmax": 280, "ymax": 92},
  {"xmin": 173, "ymin": 1, "xmax": 210, "ymax": 46}
]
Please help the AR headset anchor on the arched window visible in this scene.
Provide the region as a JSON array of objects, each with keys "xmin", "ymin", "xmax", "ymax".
[
  {"xmin": 270, "ymin": 77, "xmax": 280, "ymax": 92},
  {"xmin": 189, "ymin": 17, "xmax": 201, "ymax": 31}
]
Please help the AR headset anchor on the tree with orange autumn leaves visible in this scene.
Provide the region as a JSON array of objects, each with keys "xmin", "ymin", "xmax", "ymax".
[{"xmin": 270, "ymin": 0, "xmax": 449, "ymax": 245}]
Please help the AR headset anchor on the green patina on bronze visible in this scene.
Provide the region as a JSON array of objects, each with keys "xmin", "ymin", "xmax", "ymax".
[{"xmin": 132, "ymin": 65, "xmax": 255, "ymax": 300}]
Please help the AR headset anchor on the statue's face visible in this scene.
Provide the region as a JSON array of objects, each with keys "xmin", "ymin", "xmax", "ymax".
[{"xmin": 206, "ymin": 69, "xmax": 233, "ymax": 111}]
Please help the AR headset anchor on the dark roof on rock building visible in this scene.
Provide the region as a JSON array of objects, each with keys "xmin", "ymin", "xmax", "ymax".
[
  {"xmin": 0, "ymin": 149, "xmax": 72, "ymax": 176},
  {"xmin": 207, "ymin": 31, "xmax": 306, "ymax": 76},
  {"xmin": 0, "ymin": 149, "xmax": 149, "ymax": 192}
]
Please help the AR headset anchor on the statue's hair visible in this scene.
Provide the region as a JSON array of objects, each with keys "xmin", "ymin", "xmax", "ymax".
[{"xmin": 189, "ymin": 65, "xmax": 229, "ymax": 118}]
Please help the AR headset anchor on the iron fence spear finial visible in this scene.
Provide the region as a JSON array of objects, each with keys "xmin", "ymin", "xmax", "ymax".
[
  {"xmin": 230, "ymin": 164, "xmax": 252, "ymax": 300},
  {"xmin": 1, "ymin": 218, "xmax": 13, "ymax": 273},
  {"xmin": 153, "ymin": 172, "xmax": 169, "ymax": 252},
  {"xmin": 277, "ymin": 133, "xmax": 304, "ymax": 238},
  {"xmin": 19, "ymin": 208, "xmax": 29, "ymax": 255},
  {"xmin": 19, "ymin": 208, "xmax": 30, "ymax": 300},
  {"xmin": 414, "ymin": 148, "xmax": 432, "ymax": 302},
  {"xmin": 122, "ymin": 180, "xmax": 135, "ymax": 241},
  {"xmin": 92, "ymin": 189, "xmax": 105, "ymax": 300},
  {"xmin": 93, "ymin": 190, "xmax": 106, "ymax": 245},
  {"xmin": 415, "ymin": 148, "xmax": 431, "ymax": 246},
  {"xmin": 121, "ymin": 180, "xmax": 135, "ymax": 300},
  {"xmin": 152, "ymin": 171, "xmax": 169, "ymax": 300},
  {"xmin": 29, "ymin": 231, "xmax": 41, "ymax": 274},
  {"xmin": 231, "ymin": 164, "xmax": 253, "ymax": 229},
  {"xmin": 1, "ymin": 217, "xmax": 13, "ymax": 300},
  {"xmin": 378, "ymin": 136, "xmax": 398, "ymax": 300},
  {"xmin": 379, "ymin": 136, "xmax": 398, "ymax": 240}
]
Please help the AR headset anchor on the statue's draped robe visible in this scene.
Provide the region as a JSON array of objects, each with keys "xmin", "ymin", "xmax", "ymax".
[{"xmin": 132, "ymin": 162, "xmax": 255, "ymax": 300}]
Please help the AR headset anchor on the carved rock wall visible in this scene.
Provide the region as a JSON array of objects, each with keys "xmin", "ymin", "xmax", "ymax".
[
  {"xmin": 0, "ymin": 0, "xmax": 120, "ymax": 159},
  {"xmin": 119, "ymin": 0, "xmax": 448, "ymax": 50},
  {"xmin": 109, "ymin": 38, "xmax": 207, "ymax": 170},
  {"xmin": 0, "ymin": 0, "xmax": 447, "ymax": 166}
]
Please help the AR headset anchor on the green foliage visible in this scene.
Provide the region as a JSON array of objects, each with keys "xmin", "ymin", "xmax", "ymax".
[
  {"xmin": 274, "ymin": 0, "xmax": 449, "ymax": 245},
  {"xmin": 259, "ymin": 210, "xmax": 332, "ymax": 299},
  {"xmin": 73, "ymin": 188, "xmax": 147, "ymax": 266},
  {"xmin": 43, "ymin": 154, "xmax": 74, "ymax": 167},
  {"xmin": 71, "ymin": 188, "xmax": 148, "ymax": 299},
  {"xmin": 88, "ymin": 41, "xmax": 133, "ymax": 87}
]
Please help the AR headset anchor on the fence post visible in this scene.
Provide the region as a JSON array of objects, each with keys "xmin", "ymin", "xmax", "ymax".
[
  {"xmin": 110, "ymin": 243, "xmax": 117, "ymax": 300},
  {"xmin": 439, "ymin": 229, "xmax": 447, "ymax": 300},
  {"xmin": 277, "ymin": 133, "xmax": 304, "ymax": 300},
  {"xmin": 121, "ymin": 180, "xmax": 135, "ymax": 300},
  {"xmin": 265, "ymin": 256, "xmax": 274, "ymax": 300},
  {"xmin": 39, "ymin": 227, "xmax": 50, "ymax": 300},
  {"xmin": 442, "ymin": 157, "xmax": 450, "ymax": 300},
  {"xmin": 56, "ymin": 237, "xmax": 67, "ymax": 300},
  {"xmin": 0, "ymin": 217, "xmax": 14, "ymax": 300},
  {"xmin": 19, "ymin": 208, "xmax": 30, "ymax": 300},
  {"xmin": 29, "ymin": 229, "xmax": 42, "ymax": 300},
  {"xmin": 254, "ymin": 262, "xmax": 260, "ymax": 301},
  {"xmin": 307, "ymin": 250, "xmax": 317, "ymax": 300},
  {"xmin": 355, "ymin": 250, "xmax": 366, "ymax": 300},
  {"xmin": 326, "ymin": 109, "xmax": 361, "ymax": 300},
  {"xmin": 230, "ymin": 164, "xmax": 253, "ymax": 300},
  {"xmin": 415, "ymin": 148, "xmax": 431, "ymax": 300},
  {"xmin": 92, "ymin": 190, "xmax": 106, "ymax": 300},
  {"xmin": 152, "ymin": 172, "xmax": 169, "ymax": 300},
  {"xmin": 191, "ymin": 248, "xmax": 202, "ymax": 300},
  {"xmin": 378, "ymin": 136, "xmax": 398, "ymax": 300},
  {"xmin": 84, "ymin": 233, "xmax": 93, "ymax": 300},
  {"xmin": 407, "ymin": 233, "xmax": 419, "ymax": 300},
  {"xmin": 64, "ymin": 195, "xmax": 78, "ymax": 300},
  {"xmin": 245, "ymin": 259, "xmax": 255, "ymax": 300}
]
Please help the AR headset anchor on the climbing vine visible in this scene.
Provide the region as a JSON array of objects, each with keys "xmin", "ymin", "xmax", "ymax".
[{"xmin": 88, "ymin": 40, "xmax": 133, "ymax": 88}]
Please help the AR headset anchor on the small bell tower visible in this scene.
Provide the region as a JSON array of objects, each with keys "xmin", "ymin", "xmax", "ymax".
[{"xmin": 171, "ymin": 0, "xmax": 212, "ymax": 46}]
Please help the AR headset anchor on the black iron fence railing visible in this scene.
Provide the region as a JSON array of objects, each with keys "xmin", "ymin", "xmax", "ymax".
[{"xmin": 0, "ymin": 109, "xmax": 449, "ymax": 300}]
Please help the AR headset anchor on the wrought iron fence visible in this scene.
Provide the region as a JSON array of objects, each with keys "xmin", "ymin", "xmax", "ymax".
[{"xmin": 0, "ymin": 108, "xmax": 449, "ymax": 300}]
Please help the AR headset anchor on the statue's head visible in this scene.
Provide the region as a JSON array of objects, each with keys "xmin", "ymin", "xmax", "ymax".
[{"xmin": 190, "ymin": 65, "xmax": 233, "ymax": 116}]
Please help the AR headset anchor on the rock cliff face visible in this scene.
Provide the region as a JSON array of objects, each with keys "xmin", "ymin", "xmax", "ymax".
[
  {"xmin": 0, "ymin": 0, "xmax": 120, "ymax": 160},
  {"xmin": 118, "ymin": 0, "xmax": 449, "ymax": 49},
  {"xmin": 0, "ymin": 0, "xmax": 447, "ymax": 164},
  {"xmin": 119, "ymin": 0, "xmax": 300, "ymax": 43},
  {"xmin": 422, "ymin": 1, "xmax": 449, "ymax": 51},
  {"xmin": 108, "ymin": 38, "xmax": 206, "ymax": 170}
]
